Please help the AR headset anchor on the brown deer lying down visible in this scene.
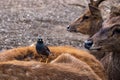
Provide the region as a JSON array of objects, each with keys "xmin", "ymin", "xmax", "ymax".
[
  {"xmin": 0, "ymin": 45, "xmax": 106, "ymax": 80},
  {"xmin": 67, "ymin": 0, "xmax": 104, "ymax": 36},
  {"xmin": 84, "ymin": 6, "xmax": 120, "ymax": 80},
  {"xmin": 0, "ymin": 53, "xmax": 107, "ymax": 80}
]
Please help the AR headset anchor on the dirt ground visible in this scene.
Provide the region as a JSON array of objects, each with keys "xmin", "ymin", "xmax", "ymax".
[
  {"xmin": 0, "ymin": 0, "xmax": 112, "ymax": 50},
  {"xmin": 0, "ymin": 0, "xmax": 88, "ymax": 50}
]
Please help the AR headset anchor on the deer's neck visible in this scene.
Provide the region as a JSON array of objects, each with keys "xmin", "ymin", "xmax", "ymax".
[
  {"xmin": 90, "ymin": 19, "xmax": 103, "ymax": 36},
  {"xmin": 108, "ymin": 52, "xmax": 120, "ymax": 80}
]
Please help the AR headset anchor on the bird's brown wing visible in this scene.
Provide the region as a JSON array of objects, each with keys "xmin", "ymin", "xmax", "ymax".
[
  {"xmin": 45, "ymin": 45, "xmax": 50, "ymax": 51},
  {"xmin": 44, "ymin": 46, "xmax": 51, "ymax": 54}
]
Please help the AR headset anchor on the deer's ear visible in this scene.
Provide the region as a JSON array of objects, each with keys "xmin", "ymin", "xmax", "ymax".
[
  {"xmin": 89, "ymin": 4, "xmax": 101, "ymax": 17},
  {"xmin": 110, "ymin": 6, "xmax": 120, "ymax": 18}
]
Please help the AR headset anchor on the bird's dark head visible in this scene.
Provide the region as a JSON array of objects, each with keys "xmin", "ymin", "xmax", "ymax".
[{"xmin": 37, "ymin": 36, "xmax": 43, "ymax": 44}]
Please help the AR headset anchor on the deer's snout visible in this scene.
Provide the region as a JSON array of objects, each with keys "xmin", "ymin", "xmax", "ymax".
[
  {"xmin": 67, "ymin": 25, "xmax": 77, "ymax": 32},
  {"xmin": 84, "ymin": 39, "xmax": 93, "ymax": 49},
  {"xmin": 67, "ymin": 26, "xmax": 70, "ymax": 31}
]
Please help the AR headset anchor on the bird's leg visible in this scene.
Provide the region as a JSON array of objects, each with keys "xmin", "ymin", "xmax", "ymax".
[
  {"xmin": 40, "ymin": 58, "xmax": 42, "ymax": 62},
  {"xmin": 45, "ymin": 58, "xmax": 49, "ymax": 63},
  {"xmin": 40, "ymin": 56, "xmax": 43, "ymax": 62}
]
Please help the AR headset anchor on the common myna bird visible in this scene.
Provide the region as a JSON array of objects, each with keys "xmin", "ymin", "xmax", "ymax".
[{"xmin": 36, "ymin": 36, "xmax": 51, "ymax": 63}]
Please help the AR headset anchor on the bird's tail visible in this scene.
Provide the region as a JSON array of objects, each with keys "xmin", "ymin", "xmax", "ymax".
[{"xmin": 49, "ymin": 52, "xmax": 54, "ymax": 56}]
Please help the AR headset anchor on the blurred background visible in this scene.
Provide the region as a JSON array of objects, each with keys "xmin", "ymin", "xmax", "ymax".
[{"xmin": 0, "ymin": 0, "xmax": 118, "ymax": 50}]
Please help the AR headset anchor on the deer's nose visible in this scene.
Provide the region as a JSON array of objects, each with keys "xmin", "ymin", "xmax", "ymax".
[
  {"xmin": 67, "ymin": 26, "xmax": 70, "ymax": 31},
  {"xmin": 84, "ymin": 39, "xmax": 93, "ymax": 49},
  {"xmin": 67, "ymin": 26, "xmax": 77, "ymax": 32}
]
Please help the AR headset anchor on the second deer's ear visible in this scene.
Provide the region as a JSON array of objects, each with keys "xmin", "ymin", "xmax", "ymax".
[
  {"xmin": 89, "ymin": 4, "xmax": 101, "ymax": 17},
  {"xmin": 110, "ymin": 6, "xmax": 120, "ymax": 18}
]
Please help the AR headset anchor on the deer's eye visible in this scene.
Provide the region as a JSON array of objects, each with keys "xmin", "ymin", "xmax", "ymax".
[
  {"xmin": 83, "ymin": 15, "xmax": 89, "ymax": 19},
  {"xmin": 112, "ymin": 28, "xmax": 120, "ymax": 36},
  {"xmin": 110, "ymin": 25, "xmax": 120, "ymax": 36}
]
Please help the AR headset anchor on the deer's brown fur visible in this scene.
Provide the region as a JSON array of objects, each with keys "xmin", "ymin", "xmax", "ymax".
[
  {"xmin": 0, "ymin": 53, "xmax": 104, "ymax": 80},
  {"xmin": 0, "ymin": 45, "xmax": 106, "ymax": 80}
]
